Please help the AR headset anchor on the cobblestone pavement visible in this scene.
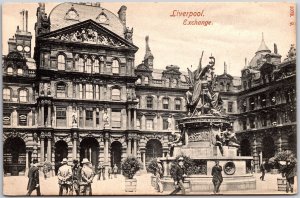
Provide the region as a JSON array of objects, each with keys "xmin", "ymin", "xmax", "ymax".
[{"xmin": 3, "ymin": 172, "xmax": 297, "ymax": 196}]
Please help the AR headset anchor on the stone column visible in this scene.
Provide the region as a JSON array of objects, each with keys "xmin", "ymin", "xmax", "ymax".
[
  {"xmin": 133, "ymin": 138, "xmax": 137, "ymax": 157},
  {"xmin": 38, "ymin": 106, "xmax": 42, "ymax": 126},
  {"xmin": 25, "ymin": 150, "xmax": 29, "ymax": 174},
  {"xmin": 127, "ymin": 138, "xmax": 132, "ymax": 156},
  {"xmin": 40, "ymin": 133, "xmax": 45, "ymax": 162},
  {"xmin": 142, "ymin": 151, "xmax": 146, "ymax": 170},
  {"xmin": 72, "ymin": 133, "xmax": 77, "ymax": 160},
  {"xmin": 47, "ymin": 136, "xmax": 51, "ymax": 162},
  {"xmin": 133, "ymin": 109, "xmax": 137, "ymax": 129},
  {"xmin": 47, "ymin": 104, "xmax": 51, "ymax": 127},
  {"xmin": 128, "ymin": 109, "xmax": 131, "ymax": 129},
  {"xmin": 104, "ymin": 135, "xmax": 109, "ymax": 164},
  {"xmin": 163, "ymin": 160, "xmax": 168, "ymax": 177},
  {"xmin": 277, "ymin": 131, "xmax": 282, "ymax": 153},
  {"xmin": 41, "ymin": 104, "xmax": 45, "ymax": 126}
]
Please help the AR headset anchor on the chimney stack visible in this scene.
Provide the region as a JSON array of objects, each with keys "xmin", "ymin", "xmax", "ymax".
[
  {"xmin": 25, "ymin": 10, "xmax": 28, "ymax": 32},
  {"xmin": 274, "ymin": 43, "xmax": 278, "ymax": 54}
]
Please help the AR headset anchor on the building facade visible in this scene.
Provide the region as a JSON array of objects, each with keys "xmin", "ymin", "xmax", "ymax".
[{"xmin": 3, "ymin": 3, "xmax": 296, "ymax": 176}]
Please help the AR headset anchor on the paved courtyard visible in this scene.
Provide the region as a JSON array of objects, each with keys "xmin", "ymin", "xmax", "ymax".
[{"xmin": 3, "ymin": 172, "xmax": 297, "ymax": 196}]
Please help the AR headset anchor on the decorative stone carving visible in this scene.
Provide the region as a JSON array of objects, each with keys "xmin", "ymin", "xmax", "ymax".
[
  {"xmin": 49, "ymin": 26, "xmax": 127, "ymax": 47},
  {"xmin": 3, "ymin": 131, "xmax": 27, "ymax": 141},
  {"xmin": 188, "ymin": 131, "xmax": 211, "ymax": 142}
]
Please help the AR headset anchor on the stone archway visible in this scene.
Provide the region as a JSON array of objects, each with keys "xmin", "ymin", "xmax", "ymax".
[
  {"xmin": 240, "ymin": 138, "xmax": 252, "ymax": 156},
  {"xmin": 4, "ymin": 137, "xmax": 26, "ymax": 176},
  {"xmin": 145, "ymin": 139, "xmax": 163, "ymax": 165},
  {"xmin": 80, "ymin": 137, "xmax": 99, "ymax": 169},
  {"xmin": 54, "ymin": 140, "xmax": 68, "ymax": 174},
  {"xmin": 262, "ymin": 136, "xmax": 275, "ymax": 160},
  {"xmin": 110, "ymin": 141, "xmax": 122, "ymax": 173}
]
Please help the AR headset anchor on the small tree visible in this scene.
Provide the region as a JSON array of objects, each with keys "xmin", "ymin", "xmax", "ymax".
[
  {"xmin": 121, "ymin": 156, "xmax": 142, "ymax": 179},
  {"xmin": 147, "ymin": 158, "xmax": 158, "ymax": 175}
]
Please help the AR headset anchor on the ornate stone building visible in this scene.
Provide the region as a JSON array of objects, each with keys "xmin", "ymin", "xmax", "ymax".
[{"xmin": 3, "ymin": 3, "xmax": 296, "ymax": 176}]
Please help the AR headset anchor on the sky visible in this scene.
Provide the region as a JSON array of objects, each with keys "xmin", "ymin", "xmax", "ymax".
[{"xmin": 2, "ymin": 2, "xmax": 296, "ymax": 77}]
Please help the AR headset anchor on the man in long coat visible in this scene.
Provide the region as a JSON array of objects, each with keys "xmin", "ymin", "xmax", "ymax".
[
  {"xmin": 170, "ymin": 157, "xmax": 186, "ymax": 195},
  {"xmin": 211, "ymin": 160, "xmax": 223, "ymax": 194},
  {"xmin": 26, "ymin": 159, "xmax": 41, "ymax": 196},
  {"xmin": 57, "ymin": 158, "xmax": 72, "ymax": 195},
  {"xmin": 80, "ymin": 158, "xmax": 95, "ymax": 195}
]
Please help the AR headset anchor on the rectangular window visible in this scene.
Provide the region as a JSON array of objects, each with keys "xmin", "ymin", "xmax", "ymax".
[
  {"xmin": 146, "ymin": 97, "xmax": 153, "ymax": 109},
  {"xmin": 95, "ymin": 85, "xmax": 100, "ymax": 100},
  {"xmin": 86, "ymin": 59, "xmax": 92, "ymax": 74},
  {"xmin": 228, "ymin": 102, "xmax": 233, "ymax": 113},
  {"xmin": 96, "ymin": 112, "xmax": 100, "ymax": 127},
  {"xmin": 85, "ymin": 110, "xmax": 93, "ymax": 127},
  {"xmin": 57, "ymin": 84, "xmax": 66, "ymax": 98},
  {"xmin": 112, "ymin": 60, "xmax": 119, "ymax": 74},
  {"xmin": 146, "ymin": 119, "xmax": 153, "ymax": 130},
  {"xmin": 94, "ymin": 59, "xmax": 100, "ymax": 73},
  {"xmin": 175, "ymin": 99, "xmax": 181, "ymax": 110},
  {"xmin": 79, "ymin": 84, "xmax": 83, "ymax": 99},
  {"xmin": 3, "ymin": 113, "xmax": 11, "ymax": 125},
  {"xmin": 56, "ymin": 107, "xmax": 66, "ymax": 127},
  {"xmin": 163, "ymin": 98, "xmax": 169, "ymax": 110},
  {"xmin": 249, "ymin": 117, "xmax": 255, "ymax": 128},
  {"xmin": 242, "ymin": 120, "xmax": 247, "ymax": 130},
  {"xmin": 111, "ymin": 111, "xmax": 121, "ymax": 128},
  {"xmin": 43, "ymin": 53, "xmax": 50, "ymax": 67},
  {"xmin": 85, "ymin": 84, "xmax": 93, "ymax": 100},
  {"xmin": 163, "ymin": 119, "xmax": 168, "ymax": 130},
  {"xmin": 79, "ymin": 109, "xmax": 84, "ymax": 127},
  {"xmin": 18, "ymin": 114, "xmax": 27, "ymax": 126}
]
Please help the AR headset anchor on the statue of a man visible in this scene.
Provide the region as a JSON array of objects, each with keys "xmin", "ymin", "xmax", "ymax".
[
  {"xmin": 167, "ymin": 115, "xmax": 172, "ymax": 131},
  {"xmin": 72, "ymin": 110, "xmax": 78, "ymax": 126},
  {"xmin": 103, "ymin": 109, "xmax": 110, "ymax": 128}
]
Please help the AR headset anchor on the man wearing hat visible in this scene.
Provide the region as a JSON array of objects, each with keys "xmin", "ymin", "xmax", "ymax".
[
  {"xmin": 155, "ymin": 159, "xmax": 164, "ymax": 193},
  {"xmin": 170, "ymin": 157, "xmax": 187, "ymax": 195},
  {"xmin": 26, "ymin": 159, "xmax": 41, "ymax": 196},
  {"xmin": 80, "ymin": 158, "xmax": 95, "ymax": 195},
  {"xmin": 71, "ymin": 159, "xmax": 81, "ymax": 195},
  {"xmin": 211, "ymin": 160, "xmax": 223, "ymax": 194},
  {"xmin": 282, "ymin": 158, "xmax": 296, "ymax": 193},
  {"xmin": 57, "ymin": 158, "xmax": 72, "ymax": 195}
]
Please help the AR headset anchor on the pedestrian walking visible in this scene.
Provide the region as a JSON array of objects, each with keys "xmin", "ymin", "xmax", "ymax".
[
  {"xmin": 170, "ymin": 157, "xmax": 186, "ymax": 195},
  {"xmin": 107, "ymin": 166, "xmax": 112, "ymax": 179},
  {"xmin": 97, "ymin": 163, "xmax": 105, "ymax": 180},
  {"xmin": 282, "ymin": 159, "xmax": 296, "ymax": 193},
  {"xmin": 80, "ymin": 158, "xmax": 95, "ymax": 195},
  {"xmin": 26, "ymin": 159, "xmax": 41, "ymax": 196},
  {"xmin": 260, "ymin": 161, "xmax": 266, "ymax": 181},
  {"xmin": 113, "ymin": 164, "xmax": 118, "ymax": 178},
  {"xmin": 57, "ymin": 158, "xmax": 72, "ymax": 195},
  {"xmin": 155, "ymin": 159, "xmax": 164, "ymax": 193},
  {"xmin": 71, "ymin": 159, "xmax": 81, "ymax": 195},
  {"xmin": 211, "ymin": 160, "xmax": 223, "ymax": 194}
]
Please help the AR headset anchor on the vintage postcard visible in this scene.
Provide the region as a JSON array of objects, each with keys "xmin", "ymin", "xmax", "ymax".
[{"xmin": 2, "ymin": 1, "xmax": 296, "ymax": 196}]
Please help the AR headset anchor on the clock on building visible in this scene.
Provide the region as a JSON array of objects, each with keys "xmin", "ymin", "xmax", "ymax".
[
  {"xmin": 24, "ymin": 46, "xmax": 30, "ymax": 52},
  {"xmin": 17, "ymin": 45, "xmax": 23, "ymax": 51}
]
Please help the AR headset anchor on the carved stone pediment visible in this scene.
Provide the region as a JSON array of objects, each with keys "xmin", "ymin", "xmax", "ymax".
[{"xmin": 40, "ymin": 20, "xmax": 137, "ymax": 50}]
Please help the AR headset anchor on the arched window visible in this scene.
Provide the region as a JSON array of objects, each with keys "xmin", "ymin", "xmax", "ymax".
[
  {"xmin": 163, "ymin": 98, "xmax": 169, "ymax": 109},
  {"xmin": 146, "ymin": 96, "xmax": 153, "ymax": 109},
  {"xmin": 7, "ymin": 67, "xmax": 13, "ymax": 75},
  {"xmin": 112, "ymin": 59, "xmax": 119, "ymax": 74},
  {"xmin": 3, "ymin": 88, "xmax": 11, "ymax": 101},
  {"xmin": 57, "ymin": 82, "xmax": 66, "ymax": 98},
  {"xmin": 136, "ymin": 78, "xmax": 141, "ymax": 85},
  {"xmin": 112, "ymin": 88, "xmax": 121, "ymax": 101},
  {"xmin": 77, "ymin": 58, "xmax": 84, "ymax": 72},
  {"xmin": 94, "ymin": 59, "xmax": 100, "ymax": 73},
  {"xmin": 19, "ymin": 89, "xmax": 28, "ymax": 102},
  {"xmin": 85, "ymin": 84, "xmax": 93, "ymax": 100},
  {"xmin": 86, "ymin": 58, "xmax": 92, "ymax": 73},
  {"xmin": 175, "ymin": 99, "xmax": 181, "ymax": 110},
  {"xmin": 57, "ymin": 55, "xmax": 66, "ymax": 70},
  {"xmin": 144, "ymin": 76, "xmax": 149, "ymax": 85},
  {"xmin": 17, "ymin": 69, "xmax": 23, "ymax": 75}
]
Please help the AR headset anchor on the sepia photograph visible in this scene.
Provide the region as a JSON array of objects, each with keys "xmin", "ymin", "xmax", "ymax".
[{"xmin": 2, "ymin": 1, "xmax": 297, "ymax": 195}]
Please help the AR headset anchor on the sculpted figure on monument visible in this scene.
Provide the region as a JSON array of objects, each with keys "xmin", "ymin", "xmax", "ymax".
[
  {"xmin": 223, "ymin": 129, "xmax": 239, "ymax": 147},
  {"xmin": 185, "ymin": 51, "xmax": 223, "ymax": 117}
]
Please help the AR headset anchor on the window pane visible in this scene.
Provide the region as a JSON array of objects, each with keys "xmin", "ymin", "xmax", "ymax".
[
  {"xmin": 112, "ymin": 60, "xmax": 119, "ymax": 74},
  {"xmin": 163, "ymin": 119, "xmax": 168, "ymax": 130},
  {"xmin": 175, "ymin": 99, "xmax": 181, "ymax": 110},
  {"xmin": 7, "ymin": 67, "xmax": 13, "ymax": 75},
  {"xmin": 86, "ymin": 59, "xmax": 92, "ymax": 73},
  {"xmin": 146, "ymin": 119, "xmax": 153, "ymax": 130},
  {"xmin": 3, "ymin": 113, "xmax": 11, "ymax": 125},
  {"xmin": 56, "ymin": 107, "xmax": 66, "ymax": 127},
  {"xmin": 85, "ymin": 110, "xmax": 93, "ymax": 127},
  {"xmin": 57, "ymin": 55, "xmax": 65, "ymax": 70},
  {"xmin": 77, "ymin": 58, "xmax": 84, "ymax": 72},
  {"xmin": 19, "ymin": 90, "xmax": 28, "ymax": 102},
  {"xmin": 86, "ymin": 84, "xmax": 93, "ymax": 100},
  {"xmin": 3, "ymin": 89, "xmax": 11, "ymax": 101},
  {"xmin": 112, "ymin": 88, "xmax": 120, "ymax": 101},
  {"xmin": 57, "ymin": 83, "xmax": 66, "ymax": 98},
  {"xmin": 147, "ymin": 97, "xmax": 153, "ymax": 109},
  {"xmin": 163, "ymin": 98, "xmax": 169, "ymax": 109},
  {"xmin": 94, "ymin": 59, "xmax": 100, "ymax": 73},
  {"xmin": 17, "ymin": 69, "xmax": 23, "ymax": 75},
  {"xmin": 112, "ymin": 111, "xmax": 121, "ymax": 128}
]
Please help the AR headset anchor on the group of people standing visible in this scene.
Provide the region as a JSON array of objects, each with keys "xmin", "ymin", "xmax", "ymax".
[{"xmin": 26, "ymin": 158, "xmax": 120, "ymax": 196}]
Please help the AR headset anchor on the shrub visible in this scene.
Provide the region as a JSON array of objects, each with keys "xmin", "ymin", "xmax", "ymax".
[
  {"xmin": 147, "ymin": 158, "xmax": 158, "ymax": 175},
  {"xmin": 121, "ymin": 156, "xmax": 142, "ymax": 179}
]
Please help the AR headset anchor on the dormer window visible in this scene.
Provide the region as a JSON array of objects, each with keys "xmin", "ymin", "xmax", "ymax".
[
  {"xmin": 96, "ymin": 10, "xmax": 109, "ymax": 24},
  {"xmin": 144, "ymin": 76, "xmax": 149, "ymax": 85},
  {"xmin": 7, "ymin": 67, "xmax": 13, "ymax": 75},
  {"xmin": 65, "ymin": 6, "xmax": 79, "ymax": 21},
  {"xmin": 17, "ymin": 68, "xmax": 23, "ymax": 75}
]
